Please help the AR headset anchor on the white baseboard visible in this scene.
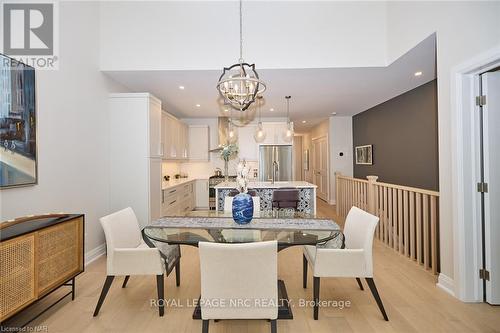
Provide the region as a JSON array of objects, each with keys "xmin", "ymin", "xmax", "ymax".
[
  {"xmin": 85, "ymin": 243, "xmax": 106, "ymax": 266},
  {"xmin": 437, "ymin": 273, "xmax": 455, "ymax": 297}
]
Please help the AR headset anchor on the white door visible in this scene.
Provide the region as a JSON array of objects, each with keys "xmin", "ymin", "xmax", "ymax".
[
  {"xmin": 482, "ymin": 72, "xmax": 500, "ymax": 304},
  {"xmin": 312, "ymin": 136, "xmax": 328, "ymax": 201}
]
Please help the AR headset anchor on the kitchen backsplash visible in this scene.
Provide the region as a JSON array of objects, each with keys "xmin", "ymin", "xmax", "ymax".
[{"xmin": 162, "ymin": 158, "xmax": 258, "ymax": 180}]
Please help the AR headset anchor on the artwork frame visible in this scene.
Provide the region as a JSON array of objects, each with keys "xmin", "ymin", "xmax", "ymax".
[
  {"xmin": 355, "ymin": 145, "xmax": 373, "ymax": 165},
  {"xmin": 0, "ymin": 53, "xmax": 38, "ymax": 189}
]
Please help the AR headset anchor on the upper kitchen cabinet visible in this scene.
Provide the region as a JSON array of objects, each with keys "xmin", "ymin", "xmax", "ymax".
[
  {"xmin": 163, "ymin": 111, "xmax": 189, "ymax": 161},
  {"xmin": 188, "ymin": 125, "xmax": 209, "ymax": 161},
  {"xmin": 109, "ymin": 93, "xmax": 163, "ymax": 159},
  {"xmin": 260, "ymin": 122, "xmax": 293, "ymax": 145},
  {"xmin": 238, "ymin": 124, "xmax": 258, "ymax": 161}
]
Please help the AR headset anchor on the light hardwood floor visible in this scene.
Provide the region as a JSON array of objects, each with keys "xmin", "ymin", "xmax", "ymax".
[{"xmin": 9, "ymin": 199, "xmax": 500, "ymax": 332}]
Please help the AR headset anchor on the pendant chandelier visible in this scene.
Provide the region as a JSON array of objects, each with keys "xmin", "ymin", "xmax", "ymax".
[
  {"xmin": 216, "ymin": 0, "xmax": 266, "ymax": 111},
  {"xmin": 253, "ymin": 96, "xmax": 266, "ymax": 143},
  {"xmin": 282, "ymin": 96, "xmax": 294, "ymax": 143}
]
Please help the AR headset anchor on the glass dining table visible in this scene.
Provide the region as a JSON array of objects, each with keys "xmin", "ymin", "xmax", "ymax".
[{"xmin": 142, "ymin": 209, "xmax": 342, "ymax": 320}]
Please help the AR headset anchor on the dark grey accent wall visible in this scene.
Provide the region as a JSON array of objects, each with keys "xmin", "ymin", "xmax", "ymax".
[{"xmin": 353, "ymin": 80, "xmax": 438, "ymax": 191}]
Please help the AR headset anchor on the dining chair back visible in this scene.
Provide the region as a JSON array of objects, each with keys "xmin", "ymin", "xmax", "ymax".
[
  {"xmin": 272, "ymin": 188, "xmax": 299, "ymax": 209},
  {"xmin": 198, "ymin": 240, "xmax": 278, "ymax": 333}
]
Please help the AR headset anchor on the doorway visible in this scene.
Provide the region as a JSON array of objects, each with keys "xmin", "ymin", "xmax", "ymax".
[
  {"xmin": 476, "ymin": 70, "xmax": 500, "ymax": 304},
  {"xmin": 451, "ymin": 46, "xmax": 500, "ymax": 303},
  {"xmin": 312, "ymin": 135, "xmax": 329, "ymax": 201}
]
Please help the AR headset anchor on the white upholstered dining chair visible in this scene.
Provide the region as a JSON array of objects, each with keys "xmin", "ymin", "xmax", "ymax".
[
  {"xmin": 303, "ymin": 206, "xmax": 389, "ymax": 321},
  {"xmin": 198, "ymin": 240, "xmax": 278, "ymax": 333},
  {"xmin": 93, "ymin": 207, "xmax": 181, "ymax": 317}
]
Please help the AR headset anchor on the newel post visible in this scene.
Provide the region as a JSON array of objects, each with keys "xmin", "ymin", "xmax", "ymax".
[{"xmin": 366, "ymin": 175, "xmax": 378, "ymax": 215}]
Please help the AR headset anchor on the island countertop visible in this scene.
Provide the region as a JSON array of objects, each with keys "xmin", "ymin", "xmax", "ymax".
[{"xmin": 214, "ymin": 181, "xmax": 317, "ymax": 189}]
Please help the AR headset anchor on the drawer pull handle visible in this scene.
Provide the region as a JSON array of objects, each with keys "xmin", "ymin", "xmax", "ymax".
[
  {"xmin": 169, "ymin": 189, "xmax": 176, "ymax": 194},
  {"xmin": 169, "ymin": 200, "xmax": 177, "ymax": 205}
]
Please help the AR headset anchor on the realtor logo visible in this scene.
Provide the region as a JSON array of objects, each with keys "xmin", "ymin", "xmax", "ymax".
[{"xmin": 1, "ymin": 1, "xmax": 59, "ymax": 69}]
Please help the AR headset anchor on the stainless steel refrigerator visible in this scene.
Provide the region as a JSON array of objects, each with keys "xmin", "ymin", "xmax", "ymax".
[{"xmin": 259, "ymin": 145, "xmax": 293, "ymax": 182}]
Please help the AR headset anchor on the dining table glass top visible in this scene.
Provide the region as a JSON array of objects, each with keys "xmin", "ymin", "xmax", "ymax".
[{"xmin": 142, "ymin": 209, "xmax": 342, "ymax": 248}]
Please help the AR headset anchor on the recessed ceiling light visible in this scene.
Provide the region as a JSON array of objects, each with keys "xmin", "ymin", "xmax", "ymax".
[
  {"xmin": 196, "ymin": 104, "xmax": 201, "ymax": 107},
  {"xmin": 269, "ymin": 108, "xmax": 274, "ymax": 112},
  {"xmin": 331, "ymin": 112, "xmax": 337, "ymax": 115},
  {"xmin": 302, "ymin": 120, "xmax": 307, "ymax": 123},
  {"xmin": 179, "ymin": 85, "xmax": 185, "ymax": 90},
  {"xmin": 414, "ymin": 71, "xmax": 423, "ymax": 77},
  {"xmin": 224, "ymin": 109, "xmax": 229, "ymax": 112}
]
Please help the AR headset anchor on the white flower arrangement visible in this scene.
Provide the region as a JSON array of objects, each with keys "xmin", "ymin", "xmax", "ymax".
[{"xmin": 236, "ymin": 159, "xmax": 250, "ymax": 193}]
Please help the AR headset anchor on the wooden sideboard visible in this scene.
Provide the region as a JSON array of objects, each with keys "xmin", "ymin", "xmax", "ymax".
[{"xmin": 0, "ymin": 214, "xmax": 84, "ymax": 323}]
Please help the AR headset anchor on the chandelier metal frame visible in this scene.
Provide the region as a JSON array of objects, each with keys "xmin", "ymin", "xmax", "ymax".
[{"xmin": 216, "ymin": 0, "xmax": 266, "ymax": 111}]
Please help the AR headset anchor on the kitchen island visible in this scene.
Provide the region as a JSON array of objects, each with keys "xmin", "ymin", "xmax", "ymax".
[{"xmin": 214, "ymin": 181, "xmax": 317, "ymax": 214}]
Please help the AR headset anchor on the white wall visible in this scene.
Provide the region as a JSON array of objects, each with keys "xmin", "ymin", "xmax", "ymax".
[
  {"xmin": 329, "ymin": 116, "xmax": 353, "ymax": 204},
  {"xmin": 0, "ymin": 2, "xmax": 129, "ymax": 261},
  {"xmin": 99, "ymin": 1, "xmax": 387, "ymax": 70},
  {"xmin": 387, "ymin": 1, "xmax": 500, "ymax": 289}
]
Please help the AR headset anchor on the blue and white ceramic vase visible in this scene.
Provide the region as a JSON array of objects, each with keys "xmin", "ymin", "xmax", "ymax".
[{"xmin": 232, "ymin": 193, "xmax": 254, "ymax": 224}]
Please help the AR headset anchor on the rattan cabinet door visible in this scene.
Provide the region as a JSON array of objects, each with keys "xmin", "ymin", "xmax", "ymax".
[
  {"xmin": 37, "ymin": 218, "xmax": 83, "ymax": 296},
  {"xmin": 0, "ymin": 234, "xmax": 36, "ymax": 322}
]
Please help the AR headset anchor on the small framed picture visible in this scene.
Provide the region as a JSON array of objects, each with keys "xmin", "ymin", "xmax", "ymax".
[{"xmin": 355, "ymin": 145, "xmax": 373, "ymax": 165}]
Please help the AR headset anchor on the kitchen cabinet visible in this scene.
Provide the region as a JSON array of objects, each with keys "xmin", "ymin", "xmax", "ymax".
[
  {"xmin": 109, "ymin": 93, "xmax": 162, "ymax": 227},
  {"xmin": 237, "ymin": 124, "xmax": 259, "ymax": 161},
  {"xmin": 163, "ymin": 112, "xmax": 188, "ymax": 161},
  {"xmin": 188, "ymin": 125, "xmax": 210, "ymax": 161},
  {"xmin": 195, "ymin": 179, "xmax": 209, "ymax": 209},
  {"xmin": 261, "ymin": 122, "xmax": 292, "ymax": 145},
  {"xmin": 162, "ymin": 180, "xmax": 197, "ymax": 216}
]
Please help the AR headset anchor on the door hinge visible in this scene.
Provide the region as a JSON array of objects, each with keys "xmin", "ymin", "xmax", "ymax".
[
  {"xmin": 479, "ymin": 268, "xmax": 490, "ymax": 281},
  {"xmin": 476, "ymin": 95, "xmax": 487, "ymax": 106},
  {"xmin": 477, "ymin": 182, "xmax": 488, "ymax": 193}
]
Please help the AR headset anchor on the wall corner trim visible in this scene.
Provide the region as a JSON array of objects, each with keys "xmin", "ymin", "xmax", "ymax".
[
  {"xmin": 437, "ymin": 273, "xmax": 455, "ymax": 297},
  {"xmin": 85, "ymin": 243, "xmax": 106, "ymax": 267}
]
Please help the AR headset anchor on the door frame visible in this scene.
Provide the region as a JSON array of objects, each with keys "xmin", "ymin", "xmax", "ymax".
[
  {"xmin": 451, "ymin": 45, "xmax": 500, "ymax": 302},
  {"xmin": 311, "ymin": 134, "xmax": 329, "ymax": 202}
]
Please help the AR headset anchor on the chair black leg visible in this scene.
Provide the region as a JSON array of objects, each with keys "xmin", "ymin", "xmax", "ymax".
[
  {"xmin": 93, "ymin": 276, "xmax": 115, "ymax": 317},
  {"xmin": 270, "ymin": 319, "xmax": 277, "ymax": 333},
  {"xmin": 175, "ymin": 261, "xmax": 181, "ymax": 287},
  {"xmin": 303, "ymin": 254, "xmax": 308, "ymax": 289},
  {"xmin": 122, "ymin": 275, "xmax": 130, "ymax": 288},
  {"xmin": 313, "ymin": 276, "xmax": 320, "ymax": 320},
  {"xmin": 356, "ymin": 278, "xmax": 364, "ymax": 290},
  {"xmin": 202, "ymin": 319, "xmax": 209, "ymax": 333},
  {"xmin": 156, "ymin": 274, "xmax": 165, "ymax": 317},
  {"xmin": 71, "ymin": 277, "xmax": 75, "ymax": 300},
  {"xmin": 365, "ymin": 278, "xmax": 389, "ymax": 321}
]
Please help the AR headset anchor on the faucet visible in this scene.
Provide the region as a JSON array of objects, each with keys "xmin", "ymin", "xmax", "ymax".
[{"xmin": 272, "ymin": 161, "xmax": 279, "ymax": 184}]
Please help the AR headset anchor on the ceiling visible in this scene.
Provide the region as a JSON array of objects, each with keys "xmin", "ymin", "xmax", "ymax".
[{"xmin": 103, "ymin": 34, "xmax": 435, "ymax": 131}]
